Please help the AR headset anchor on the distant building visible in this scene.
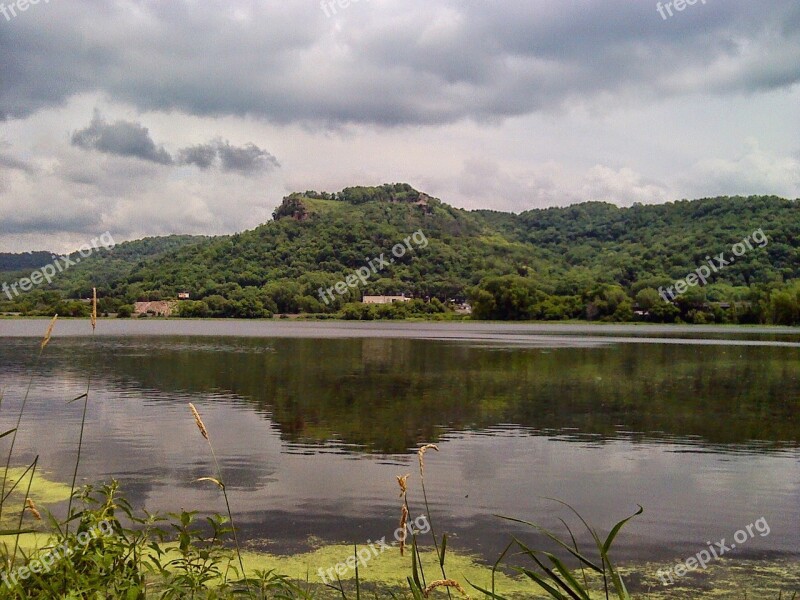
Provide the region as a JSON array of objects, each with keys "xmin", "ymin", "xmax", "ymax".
[
  {"xmin": 362, "ymin": 295, "xmax": 412, "ymax": 305},
  {"xmin": 177, "ymin": 292, "xmax": 190, "ymax": 300},
  {"xmin": 133, "ymin": 301, "xmax": 176, "ymax": 317}
]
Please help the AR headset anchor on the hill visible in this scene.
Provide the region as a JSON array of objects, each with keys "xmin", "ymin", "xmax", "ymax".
[
  {"xmin": 0, "ymin": 235, "xmax": 207, "ymax": 314},
  {"xmin": 0, "ymin": 251, "xmax": 53, "ymax": 272},
  {"xmin": 1, "ymin": 184, "xmax": 799, "ymax": 323}
]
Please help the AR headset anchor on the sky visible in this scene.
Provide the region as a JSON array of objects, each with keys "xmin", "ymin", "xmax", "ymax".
[{"xmin": 0, "ymin": 0, "xmax": 799, "ymax": 252}]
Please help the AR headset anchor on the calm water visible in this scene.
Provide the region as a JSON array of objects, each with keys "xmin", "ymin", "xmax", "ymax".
[{"xmin": 0, "ymin": 319, "xmax": 798, "ymax": 564}]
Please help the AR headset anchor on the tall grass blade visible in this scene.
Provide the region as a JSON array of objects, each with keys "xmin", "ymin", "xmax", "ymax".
[
  {"xmin": 0, "ymin": 315, "xmax": 57, "ymax": 522},
  {"xmin": 12, "ymin": 455, "xmax": 38, "ymax": 567},
  {"xmin": 518, "ymin": 567, "xmax": 568, "ymax": 599},
  {"xmin": 602, "ymin": 506, "xmax": 643, "ymax": 554},
  {"xmin": 515, "ymin": 539, "xmax": 582, "ymax": 600},
  {"xmin": 498, "ymin": 515, "xmax": 602, "ymax": 572},
  {"xmin": 411, "ymin": 539, "xmax": 421, "ymax": 589},
  {"xmin": 354, "ymin": 544, "xmax": 360, "ymax": 600}
]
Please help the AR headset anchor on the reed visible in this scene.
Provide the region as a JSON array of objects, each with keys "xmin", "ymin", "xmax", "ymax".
[
  {"xmin": 416, "ymin": 443, "xmax": 451, "ymax": 598},
  {"xmin": 0, "ymin": 315, "xmax": 57, "ymax": 522},
  {"xmin": 66, "ymin": 290, "xmax": 96, "ymax": 534},
  {"xmin": 187, "ymin": 401, "xmax": 253, "ymax": 598}
]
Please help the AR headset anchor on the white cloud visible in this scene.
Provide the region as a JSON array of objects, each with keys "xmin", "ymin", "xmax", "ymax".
[
  {"xmin": 1, "ymin": 1, "xmax": 799, "ymax": 250},
  {"xmin": 455, "ymin": 159, "xmax": 671, "ymax": 212},
  {"xmin": 684, "ymin": 140, "xmax": 800, "ymax": 198}
]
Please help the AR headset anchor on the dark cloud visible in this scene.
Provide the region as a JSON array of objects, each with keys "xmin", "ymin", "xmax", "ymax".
[
  {"xmin": 70, "ymin": 113, "xmax": 279, "ymax": 174},
  {"xmin": 1, "ymin": 1, "xmax": 798, "ymax": 126},
  {"xmin": 216, "ymin": 141, "xmax": 280, "ymax": 174},
  {"xmin": 177, "ymin": 143, "xmax": 217, "ymax": 170},
  {"xmin": 71, "ymin": 111, "xmax": 173, "ymax": 165},
  {"xmin": 178, "ymin": 140, "xmax": 280, "ymax": 174}
]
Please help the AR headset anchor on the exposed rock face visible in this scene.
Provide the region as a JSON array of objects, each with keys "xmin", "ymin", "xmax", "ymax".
[{"xmin": 272, "ymin": 196, "xmax": 309, "ymax": 221}]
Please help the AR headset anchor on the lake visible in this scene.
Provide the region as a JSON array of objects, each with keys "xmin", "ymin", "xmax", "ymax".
[{"xmin": 1, "ymin": 319, "xmax": 798, "ymax": 593}]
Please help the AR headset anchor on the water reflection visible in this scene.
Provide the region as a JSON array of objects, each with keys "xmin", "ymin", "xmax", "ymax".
[{"xmin": 0, "ymin": 321, "xmax": 797, "ymax": 563}]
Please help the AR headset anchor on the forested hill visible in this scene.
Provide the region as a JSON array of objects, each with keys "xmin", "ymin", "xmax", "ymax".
[
  {"xmin": 2, "ymin": 184, "xmax": 799, "ymax": 324},
  {"xmin": 0, "ymin": 251, "xmax": 53, "ymax": 272}
]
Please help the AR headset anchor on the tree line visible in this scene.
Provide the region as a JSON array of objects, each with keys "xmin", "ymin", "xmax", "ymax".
[{"xmin": 1, "ymin": 186, "xmax": 799, "ymax": 324}]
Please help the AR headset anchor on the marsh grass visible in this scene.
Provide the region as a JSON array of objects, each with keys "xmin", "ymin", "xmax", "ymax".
[{"xmin": 186, "ymin": 401, "xmax": 253, "ymax": 598}]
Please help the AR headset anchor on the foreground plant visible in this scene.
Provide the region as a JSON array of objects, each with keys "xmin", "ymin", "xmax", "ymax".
[
  {"xmin": 488, "ymin": 501, "xmax": 643, "ymax": 600},
  {"xmin": 7, "ymin": 482, "xmax": 150, "ymax": 598},
  {"xmin": 188, "ymin": 402, "xmax": 252, "ymax": 596}
]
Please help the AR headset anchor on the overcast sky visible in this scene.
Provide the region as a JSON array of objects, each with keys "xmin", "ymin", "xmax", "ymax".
[{"xmin": 1, "ymin": 0, "xmax": 799, "ymax": 252}]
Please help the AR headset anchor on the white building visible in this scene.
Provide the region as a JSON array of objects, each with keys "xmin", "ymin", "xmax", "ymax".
[{"xmin": 362, "ymin": 295, "xmax": 411, "ymax": 305}]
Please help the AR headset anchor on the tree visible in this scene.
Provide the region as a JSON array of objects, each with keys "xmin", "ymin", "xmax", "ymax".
[
  {"xmin": 635, "ymin": 288, "xmax": 661, "ymax": 311},
  {"xmin": 768, "ymin": 282, "xmax": 800, "ymax": 325},
  {"xmin": 116, "ymin": 304, "xmax": 134, "ymax": 318}
]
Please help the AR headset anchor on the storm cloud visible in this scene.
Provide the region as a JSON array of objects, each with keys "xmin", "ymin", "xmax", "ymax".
[
  {"xmin": 178, "ymin": 140, "xmax": 280, "ymax": 174},
  {"xmin": 0, "ymin": 0, "xmax": 798, "ymax": 251},
  {"xmin": 1, "ymin": 1, "xmax": 798, "ymax": 126},
  {"xmin": 71, "ymin": 112, "xmax": 279, "ymax": 175},
  {"xmin": 72, "ymin": 112, "xmax": 173, "ymax": 165}
]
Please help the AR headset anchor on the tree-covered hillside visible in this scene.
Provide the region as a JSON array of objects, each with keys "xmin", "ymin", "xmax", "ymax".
[
  {"xmin": 0, "ymin": 235, "xmax": 206, "ymax": 315},
  {"xmin": 1, "ymin": 185, "xmax": 799, "ymax": 324},
  {"xmin": 0, "ymin": 251, "xmax": 53, "ymax": 272}
]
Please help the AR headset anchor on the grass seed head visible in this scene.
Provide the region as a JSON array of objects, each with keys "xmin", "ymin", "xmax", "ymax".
[
  {"xmin": 397, "ymin": 473, "xmax": 410, "ymax": 497},
  {"xmin": 423, "ymin": 579, "xmax": 470, "ymax": 598},
  {"xmin": 418, "ymin": 444, "xmax": 439, "ymax": 477},
  {"xmin": 189, "ymin": 403, "xmax": 209, "ymax": 440},
  {"xmin": 196, "ymin": 477, "xmax": 225, "ymax": 490},
  {"xmin": 41, "ymin": 314, "xmax": 58, "ymax": 350},
  {"xmin": 25, "ymin": 498, "xmax": 41, "ymax": 520}
]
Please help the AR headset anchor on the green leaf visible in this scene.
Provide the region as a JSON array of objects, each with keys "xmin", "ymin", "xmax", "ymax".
[
  {"xmin": 466, "ymin": 578, "xmax": 509, "ymax": 599},
  {"xmin": 0, "ymin": 528, "xmax": 36, "ymax": 535},
  {"xmin": 518, "ymin": 567, "xmax": 568, "ymax": 599},
  {"xmin": 602, "ymin": 505, "xmax": 643, "ymax": 554},
  {"xmin": 411, "ymin": 540, "xmax": 422, "ymax": 589},
  {"xmin": 546, "ymin": 553, "xmax": 591, "ymax": 600}
]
